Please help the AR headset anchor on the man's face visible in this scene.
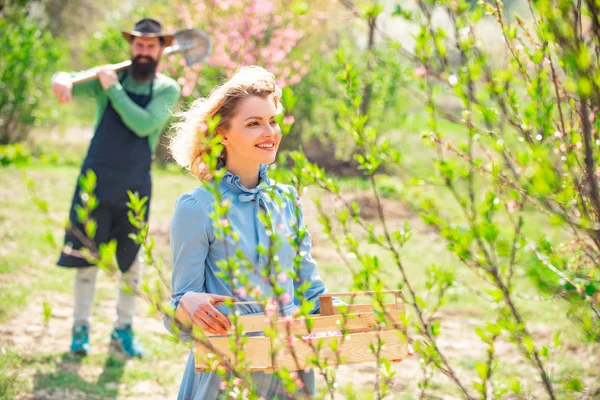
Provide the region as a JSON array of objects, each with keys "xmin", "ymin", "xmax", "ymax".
[
  {"xmin": 130, "ymin": 36, "xmax": 163, "ymax": 62},
  {"xmin": 130, "ymin": 36, "xmax": 163, "ymax": 80}
]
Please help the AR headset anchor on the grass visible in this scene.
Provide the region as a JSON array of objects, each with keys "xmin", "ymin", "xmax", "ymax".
[{"xmin": 1, "ymin": 123, "xmax": 600, "ymax": 399}]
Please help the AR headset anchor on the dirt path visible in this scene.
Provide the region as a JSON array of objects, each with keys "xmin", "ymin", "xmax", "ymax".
[{"xmin": 2, "ymin": 181, "xmax": 599, "ymax": 399}]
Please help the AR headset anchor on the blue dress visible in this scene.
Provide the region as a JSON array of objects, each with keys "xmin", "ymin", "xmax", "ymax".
[{"xmin": 165, "ymin": 165, "xmax": 337, "ymax": 399}]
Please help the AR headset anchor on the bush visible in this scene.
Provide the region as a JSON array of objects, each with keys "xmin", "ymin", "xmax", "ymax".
[
  {"xmin": 0, "ymin": 143, "xmax": 31, "ymax": 167},
  {"xmin": 0, "ymin": 6, "xmax": 65, "ymax": 144}
]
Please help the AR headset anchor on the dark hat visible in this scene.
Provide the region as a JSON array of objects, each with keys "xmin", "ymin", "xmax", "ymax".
[{"xmin": 122, "ymin": 18, "xmax": 174, "ymax": 47}]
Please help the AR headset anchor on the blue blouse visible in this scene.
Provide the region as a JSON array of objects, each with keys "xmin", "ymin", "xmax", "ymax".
[{"xmin": 165, "ymin": 165, "xmax": 335, "ymax": 399}]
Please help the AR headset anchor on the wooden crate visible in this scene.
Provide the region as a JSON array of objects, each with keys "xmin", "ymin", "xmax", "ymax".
[{"xmin": 194, "ymin": 291, "xmax": 409, "ymax": 373}]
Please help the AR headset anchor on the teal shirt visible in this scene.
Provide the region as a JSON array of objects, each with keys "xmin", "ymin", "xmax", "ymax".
[{"xmin": 72, "ymin": 71, "xmax": 181, "ymax": 152}]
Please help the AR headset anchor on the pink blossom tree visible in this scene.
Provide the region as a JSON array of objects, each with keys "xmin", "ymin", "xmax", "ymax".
[{"xmin": 164, "ymin": 0, "xmax": 315, "ymax": 97}]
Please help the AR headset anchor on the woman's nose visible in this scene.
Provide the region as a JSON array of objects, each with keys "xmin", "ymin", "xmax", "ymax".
[{"xmin": 263, "ymin": 123, "xmax": 276, "ymax": 137}]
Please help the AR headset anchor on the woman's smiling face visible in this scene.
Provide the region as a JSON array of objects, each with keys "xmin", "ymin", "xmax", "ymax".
[{"xmin": 221, "ymin": 94, "xmax": 282, "ymax": 170}]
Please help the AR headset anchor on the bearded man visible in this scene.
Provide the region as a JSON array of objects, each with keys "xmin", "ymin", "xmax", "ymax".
[{"xmin": 51, "ymin": 18, "xmax": 181, "ymax": 357}]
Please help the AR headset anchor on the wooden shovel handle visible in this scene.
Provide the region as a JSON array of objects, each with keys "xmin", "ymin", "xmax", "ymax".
[{"xmin": 71, "ymin": 60, "xmax": 132, "ymax": 85}]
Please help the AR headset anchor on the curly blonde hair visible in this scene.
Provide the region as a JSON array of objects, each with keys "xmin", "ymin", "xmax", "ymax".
[{"xmin": 170, "ymin": 66, "xmax": 283, "ymax": 181}]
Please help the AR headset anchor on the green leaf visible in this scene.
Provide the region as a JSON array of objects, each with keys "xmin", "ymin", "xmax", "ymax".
[
  {"xmin": 578, "ymin": 76, "xmax": 592, "ymax": 97},
  {"xmin": 474, "ymin": 361, "xmax": 488, "ymax": 380},
  {"xmin": 510, "ymin": 378, "xmax": 521, "ymax": 394},
  {"xmin": 577, "ymin": 46, "xmax": 591, "ymax": 70},
  {"xmin": 42, "ymin": 301, "xmax": 52, "ymax": 323},
  {"xmin": 291, "ymin": 1, "xmax": 310, "ymax": 15},
  {"xmin": 522, "ymin": 334, "xmax": 534, "ymax": 353},
  {"xmin": 565, "ymin": 377, "xmax": 583, "ymax": 392}
]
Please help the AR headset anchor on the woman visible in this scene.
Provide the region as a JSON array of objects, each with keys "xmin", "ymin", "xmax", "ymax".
[{"xmin": 166, "ymin": 66, "xmax": 338, "ymax": 399}]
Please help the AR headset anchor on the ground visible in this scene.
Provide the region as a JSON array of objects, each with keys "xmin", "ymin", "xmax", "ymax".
[{"xmin": 1, "ymin": 127, "xmax": 599, "ymax": 399}]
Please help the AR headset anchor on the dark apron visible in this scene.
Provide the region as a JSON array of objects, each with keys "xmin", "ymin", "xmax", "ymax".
[{"xmin": 58, "ymin": 71, "xmax": 153, "ymax": 272}]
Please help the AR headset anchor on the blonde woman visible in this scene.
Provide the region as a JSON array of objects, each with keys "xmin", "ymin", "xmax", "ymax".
[{"xmin": 166, "ymin": 66, "xmax": 340, "ymax": 399}]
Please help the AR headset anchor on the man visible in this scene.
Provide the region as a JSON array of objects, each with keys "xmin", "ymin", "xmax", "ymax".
[{"xmin": 51, "ymin": 18, "xmax": 181, "ymax": 357}]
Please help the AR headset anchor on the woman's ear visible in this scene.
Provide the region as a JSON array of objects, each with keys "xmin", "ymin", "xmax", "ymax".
[{"xmin": 217, "ymin": 128, "xmax": 228, "ymax": 145}]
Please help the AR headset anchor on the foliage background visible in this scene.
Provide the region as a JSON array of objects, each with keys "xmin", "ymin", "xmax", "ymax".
[{"xmin": 2, "ymin": 0, "xmax": 600, "ymax": 399}]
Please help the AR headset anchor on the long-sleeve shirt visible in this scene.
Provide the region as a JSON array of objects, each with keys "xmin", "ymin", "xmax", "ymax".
[
  {"xmin": 72, "ymin": 71, "xmax": 181, "ymax": 152},
  {"xmin": 165, "ymin": 164, "xmax": 339, "ymax": 399}
]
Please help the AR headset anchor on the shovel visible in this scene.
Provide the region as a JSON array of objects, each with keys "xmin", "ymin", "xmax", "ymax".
[{"xmin": 71, "ymin": 28, "xmax": 211, "ymax": 85}]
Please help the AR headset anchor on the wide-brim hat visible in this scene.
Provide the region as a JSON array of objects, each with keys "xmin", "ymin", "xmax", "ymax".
[{"xmin": 122, "ymin": 18, "xmax": 174, "ymax": 47}]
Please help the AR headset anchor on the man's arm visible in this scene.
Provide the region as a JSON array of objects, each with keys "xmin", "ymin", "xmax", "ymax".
[
  {"xmin": 51, "ymin": 71, "xmax": 102, "ymax": 103},
  {"xmin": 72, "ymin": 74, "xmax": 103, "ymax": 98},
  {"xmin": 105, "ymin": 81, "xmax": 181, "ymax": 137}
]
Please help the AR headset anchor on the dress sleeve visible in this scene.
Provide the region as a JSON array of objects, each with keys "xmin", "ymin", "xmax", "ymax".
[
  {"xmin": 289, "ymin": 187, "xmax": 344, "ymax": 315},
  {"xmin": 163, "ymin": 192, "xmax": 211, "ymax": 341}
]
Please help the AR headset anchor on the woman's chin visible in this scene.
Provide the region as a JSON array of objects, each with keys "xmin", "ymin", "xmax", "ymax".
[{"xmin": 259, "ymin": 153, "xmax": 278, "ymax": 165}]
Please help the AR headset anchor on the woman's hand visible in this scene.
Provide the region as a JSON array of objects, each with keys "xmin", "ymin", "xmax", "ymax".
[{"xmin": 178, "ymin": 292, "xmax": 235, "ymax": 336}]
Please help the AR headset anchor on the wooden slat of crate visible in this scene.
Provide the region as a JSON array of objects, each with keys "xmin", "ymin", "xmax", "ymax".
[
  {"xmin": 194, "ymin": 336, "xmax": 273, "ymax": 371},
  {"xmin": 194, "ymin": 329, "xmax": 409, "ymax": 372},
  {"xmin": 332, "ymin": 303, "xmax": 398, "ymax": 315},
  {"xmin": 275, "ymin": 306, "xmax": 405, "ymax": 336},
  {"xmin": 278, "ymin": 329, "xmax": 409, "ymax": 370},
  {"xmin": 228, "ymin": 303, "xmax": 403, "ymax": 335}
]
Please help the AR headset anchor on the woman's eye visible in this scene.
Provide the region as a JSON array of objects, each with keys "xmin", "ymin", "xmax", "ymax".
[
  {"xmin": 247, "ymin": 121, "xmax": 259, "ymax": 127},
  {"xmin": 269, "ymin": 120, "xmax": 277, "ymax": 126}
]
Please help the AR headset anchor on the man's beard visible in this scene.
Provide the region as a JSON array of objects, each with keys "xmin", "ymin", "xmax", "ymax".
[{"xmin": 130, "ymin": 55, "xmax": 158, "ymax": 81}]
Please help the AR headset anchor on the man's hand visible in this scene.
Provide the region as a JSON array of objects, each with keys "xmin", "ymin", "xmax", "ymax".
[
  {"xmin": 51, "ymin": 72, "xmax": 73, "ymax": 104},
  {"xmin": 97, "ymin": 67, "xmax": 118, "ymax": 90}
]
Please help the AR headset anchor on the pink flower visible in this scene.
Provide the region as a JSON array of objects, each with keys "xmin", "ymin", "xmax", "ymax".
[
  {"xmin": 182, "ymin": 85, "xmax": 193, "ymax": 97},
  {"xmin": 296, "ymin": 378, "xmax": 305, "ymax": 388},
  {"xmin": 236, "ymin": 288, "xmax": 248, "ymax": 299},
  {"xmin": 287, "ymin": 335, "xmax": 296, "ymax": 346},
  {"xmin": 302, "ymin": 330, "xmax": 342, "ymax": 340},
  {"xmin": 280, "ymin": 293, "xmax": 291, "ymax": 303},
  {"xmin": 414, "ymin": 66, "xmax": 427, "ymax": 77},
  {"xmin": 265, "ymin": 300, "xmax": 278, "ymax": 316},
  {"xmin": 233, "ymin": 377, "xmax": 241, "ymax": 386},
  {"xmin": 219, "ymin": 381, "xmax": 226, "ymax": 390},
  {"xmin": 251, "ymin": 287, "xmax": 262, "ymax": 298},
  {"xmin": 560, "ymin": 143, "xmax": 567, "ymax": 152},
  {"xmin": 277, "ymin": 272, "xmax": 288, "ymax": 282},
  {"xmin": 283, "ymin": 115, "xmax": 295, "ymax": 125},
  {"xmin": 507, "ymin": 200, "xmax": 518, "ymax": 214}
]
